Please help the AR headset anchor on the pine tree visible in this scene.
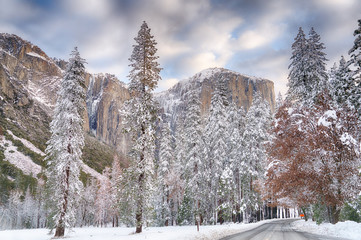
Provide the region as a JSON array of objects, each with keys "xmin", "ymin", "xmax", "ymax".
[
  {"xmin": 232, "ymin": 105, "xmax": 246, "ymax": 222},
  {"xmin": 156, "ymin": 121, "xmax": 174, "ymax": 226},
  {"xmin": 275, "ymin": 92, "xmax": 283, "ymax": 112},
  {"xmin": 287, "ymin": 27, "xmax": 308, "ymax": 103},
  {"xmin": 45, "ymin": 47, "xmax": 85, "ymax": 237},
  {"xmin": 183, "ymin": 89, "xmax": 204, "ymax": 229},
  {"xmin": 329, "ymin": 56, "xmax": 354, "ymax": 107},
  {"xmin": 348, "ymin": 19, "xmax": 361, "ymax": 112},
  {"xmin": 307, "ymin": 27, "xmax": 328, "ymax": 100},
  {"xmin": 241, "ymin": 92, "xmax": 271, "ymax": 222},
  {"xmin": 349, "ymin": 19, "xmax": 361, "ymax": 83},
  {"xmin": 287, "ymin": 27, "xmax": 328, "ymax": 105},
  {"xmin": 204, "ymin": 76, "xmax": 229, "ymax": 224},
  {"xmin": 121, "ymin": 21, "xmax": 161, "ymax": 233},
  {"xmin": 110, "ymin": 155, "xmax": 122, "ymax": 227}
]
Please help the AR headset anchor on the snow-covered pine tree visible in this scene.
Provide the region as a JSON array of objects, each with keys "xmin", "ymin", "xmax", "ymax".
[
  {"xmin": 110, "ymin": 155, "xmax": 122, "ymax": 227},
  {"xmin": 121, "ymin": 21, "xmax": 161, "ymax": 233},
  {"xmin": 232, "ymin": 105, "xmax": 246, "ymax": 222},
  {"xmin": 348, "ymin": 19, "xmax": 361, "ymax": 113},
  {"xmin": 275, "ymin": 92, "xmax": 283, "ymax": 112},
  {"xmin": 45, "ymin": 47, "xmax": 85, "ymax": 237},
  {"xmin": 174, "ymin": 116, "xmax": 190, "ymax": 224},
  {"xmin": 183, "ymin": 89, "xmax": 204, "ymax": 229},
  {"xmin": 241, "ymin": 92, "xmax": 271, "ymax": 222},
  {"xmin": 156, "ymin": 121, "xmax": 174, "ymax": 226},
  {"xmin": 287, "ymin": 27, "xmax": 308, "ymax": 103},
  {"xmin": 329, "ymin": 56, "xmax": 354, "ymax": 107},
  {"xmin": 219, "ymin": 102, "xmax": 240, "ymax": 222},
  {"xmin": 204, "ymin": 76, "xmax": 229, "ymax": 224},
  {"xmin": 307, "ymin": 27, "xmax": 328, "ymax": 100},
  {"xmin": 287, "ymin": 27, "xmax": 328, "ymax": 105}
]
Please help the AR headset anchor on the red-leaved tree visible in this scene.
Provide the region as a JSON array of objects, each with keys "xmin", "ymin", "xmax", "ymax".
[{"xmin": 264, "ymin": 92, "xmax": 361, "ymax": 223}]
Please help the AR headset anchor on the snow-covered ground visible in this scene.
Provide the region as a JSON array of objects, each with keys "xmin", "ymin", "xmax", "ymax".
[
  {"xmin": 0, "ymin": 136, "xmax": 42, "ymax": 178},
  {"xmin": 292, "ymin": 219, "xmax": 361, "ymax": 240},
  {"xmin": 7, "ymin": 130, "xmax": 45, "ymax": 156},
  {"xmin": 0, "ymin": 220, "xmax": 277, "ymax": 240}
]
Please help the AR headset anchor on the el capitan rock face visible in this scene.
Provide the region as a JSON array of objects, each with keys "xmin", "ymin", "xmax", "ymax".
[
  {"xmin": 0, "ymin": 33, "xmax": 275, "ymax": 160},
  {"xmin": 156, "ymin": 68, "xmax": 275, "ymax": 127}
]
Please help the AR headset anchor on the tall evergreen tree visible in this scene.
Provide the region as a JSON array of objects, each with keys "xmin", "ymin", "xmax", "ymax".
[
  {"xmin": 156, "ymin": 121, "xmax": 174, "ymax": 226},
  {"xmin": 183, "ymin": 89, "xmax": 204, "ymax": 229},
  {"xmin": 329, "ymin": 56, "xmax": 354, "ymax": 107},
  {"xmin": 45, "ymin": 47, "xmax": 86, "ymax": 237},
  {"xmin": 349, "ymin": 19, "xmax": 361, "ymax": 83},
  {"xmin": 241, "ymin": 92, "xmax": 271, "ymax": 222},
  {"xmin": 287, "ymin": 27, "xmax": 327, "ymax": 105},
  {"xmin": 121, "ymin": 21, "xmax": 161, "ymax": 233},
  {"xmin": 307, "ymin": 27, "xmax": 328, "ymax": 99},
  {"xmin": 204, "ymin": 76, "xmax": 229, "ymax": 224},
  {"xmin": 348, "ymin": 19, "xmax": 361, "ymax": 112},
  {"xmin": 287, "ymin": 27, "xmax": 308, "ymax": 103}
]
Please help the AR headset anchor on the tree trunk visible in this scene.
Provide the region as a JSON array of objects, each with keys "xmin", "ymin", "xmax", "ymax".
[
  {"xmin": 55, "ymin": 224, "xmax": 65, "ymax": 237},
  {"xmin": 55, "ymin": 166, "xmax": 70, "ymax": 237},
  {"xmin": 136, "ymin": 171, "xmax": 144, "ymax": 233},
  {"xmin": 329, "ymin": 206, "xmax": 340, "ymax": 224},
  {"xmin": 301, "ymin": 207, "xmax": 308, "ymax": 221}
]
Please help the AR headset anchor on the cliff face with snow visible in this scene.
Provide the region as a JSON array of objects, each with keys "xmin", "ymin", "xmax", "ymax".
[
  {"xmin": 156, "ymin": 68, "xmax": 275, "ymax": 127},
  {"xmin": 0, "ymin": 34, "xmax": 122, "ymax": 181},
  {"xmin": 0, "ymin": 33, "xmax": 131, "ymax": 153}
]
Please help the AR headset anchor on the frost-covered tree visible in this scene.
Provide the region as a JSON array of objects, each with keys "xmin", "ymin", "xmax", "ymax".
[
  {"xmin": 287, "ymin": 27, "xmax": 308, "ymax": 103},
  {"xmin": 77, "ymin": 178, "xmax": 97, "ymax": 227},
  {"xmin": 241, "ymin": 92, "xmax": 271, "ymax": 222},
  {"xmin": 156, "ymin": 121, "xmax": 174, "ymax": 226},
  {"xmin": 183, "ymin": 89, "xmax": 204, "ymax": 229},
  {"xmin": 329, "ymin": 56, "xmax": 354, "ymax": 107},
  {"xmin": 287, "ymin": 27, "xmax": 327, "ymax": 105},
  {"xmin": 230, "ymin": 105, "xmax": 246, "ymax": 222},
  {"xmin": 266, "ymin": 93, "xmax": 361, "ymax": 224},
  {"xmin": 95, "ymin": 168, "xmax": 112, "ymax": 227},
  {"xmin": 204, "ymin": 76, "xmax": 229, "ymax": 224},
  {"xmin": 275, "ymin": 92, "xmax": 283, "ymax": 112},
  {"xmin": 307, "ymin": 27, "xmax": 328, "ymax": 99},
  {"xmin": 348, "ymin": 19, "xmax": 361, "ymax": 112},
  {"xmin": 349, "ymin": 19, "xmax": 361, "ymax": 83},
  {"xmin": 218, "ymin": 102, "xmax": 241, "ymax": 222},
  {"xmin": 110, "ymin": 155, "xmax": 122, "ymax": 227},
  {"xmin": 121, "ymin": 21, "xmax": 161, "ymax": 233},
  {"xmin": 45, "ymin": 47, "xmax": 85, "ymax": 237}
]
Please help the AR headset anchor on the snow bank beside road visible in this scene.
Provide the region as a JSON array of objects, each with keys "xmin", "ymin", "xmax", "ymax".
[
  {"xmin": 0, "ymin": 219, "xmax": 278, "ymax": 240},
  {"xmin": 292, "ymin": 220, "xmax": 361, "ymax": 240}
]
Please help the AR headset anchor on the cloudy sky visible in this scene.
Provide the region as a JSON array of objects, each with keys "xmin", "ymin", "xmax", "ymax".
[{"xmin": 1, "ymin": 0, "xmax": 360, "ymax": 94}]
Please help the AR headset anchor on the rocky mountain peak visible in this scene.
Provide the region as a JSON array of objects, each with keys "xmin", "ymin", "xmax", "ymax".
[{"xmin": 156, "ymin": 67, "xmax": 275, "ymax": 126}]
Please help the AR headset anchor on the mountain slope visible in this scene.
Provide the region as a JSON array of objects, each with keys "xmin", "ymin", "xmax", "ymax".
[{"xmin": 0, "ymin": 33, "xmax": 121, "ymax": 185}]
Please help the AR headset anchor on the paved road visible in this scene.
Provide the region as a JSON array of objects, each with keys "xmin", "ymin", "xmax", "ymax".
[{"xmin": 220, "ymin": 219, "xmax": 348, "ymax": 240}]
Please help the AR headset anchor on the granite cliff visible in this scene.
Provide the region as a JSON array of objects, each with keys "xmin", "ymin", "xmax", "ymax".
[{"xmin": 156, "ymin": 68, "xmax": 275, "ymax": 127}]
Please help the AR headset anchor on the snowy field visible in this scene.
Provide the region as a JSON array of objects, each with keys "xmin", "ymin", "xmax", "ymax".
[
  {"xmin": 0, "ymin": 219, "xmax": 277, "ymax": 240},
  {"xmin": 292, "ymin": 220, "xmax": 361, "ymax": 240}
]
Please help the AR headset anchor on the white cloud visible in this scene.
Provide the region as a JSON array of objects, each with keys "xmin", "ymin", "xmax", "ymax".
[{"xmin": 158, "ymin": 78, "xmax": 179, "ymax": 92}]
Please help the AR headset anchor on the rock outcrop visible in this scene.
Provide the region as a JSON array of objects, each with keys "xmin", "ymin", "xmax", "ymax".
[{"xmin": 156, "ymin": 68, "xmax": 275, "ymax": 127}]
